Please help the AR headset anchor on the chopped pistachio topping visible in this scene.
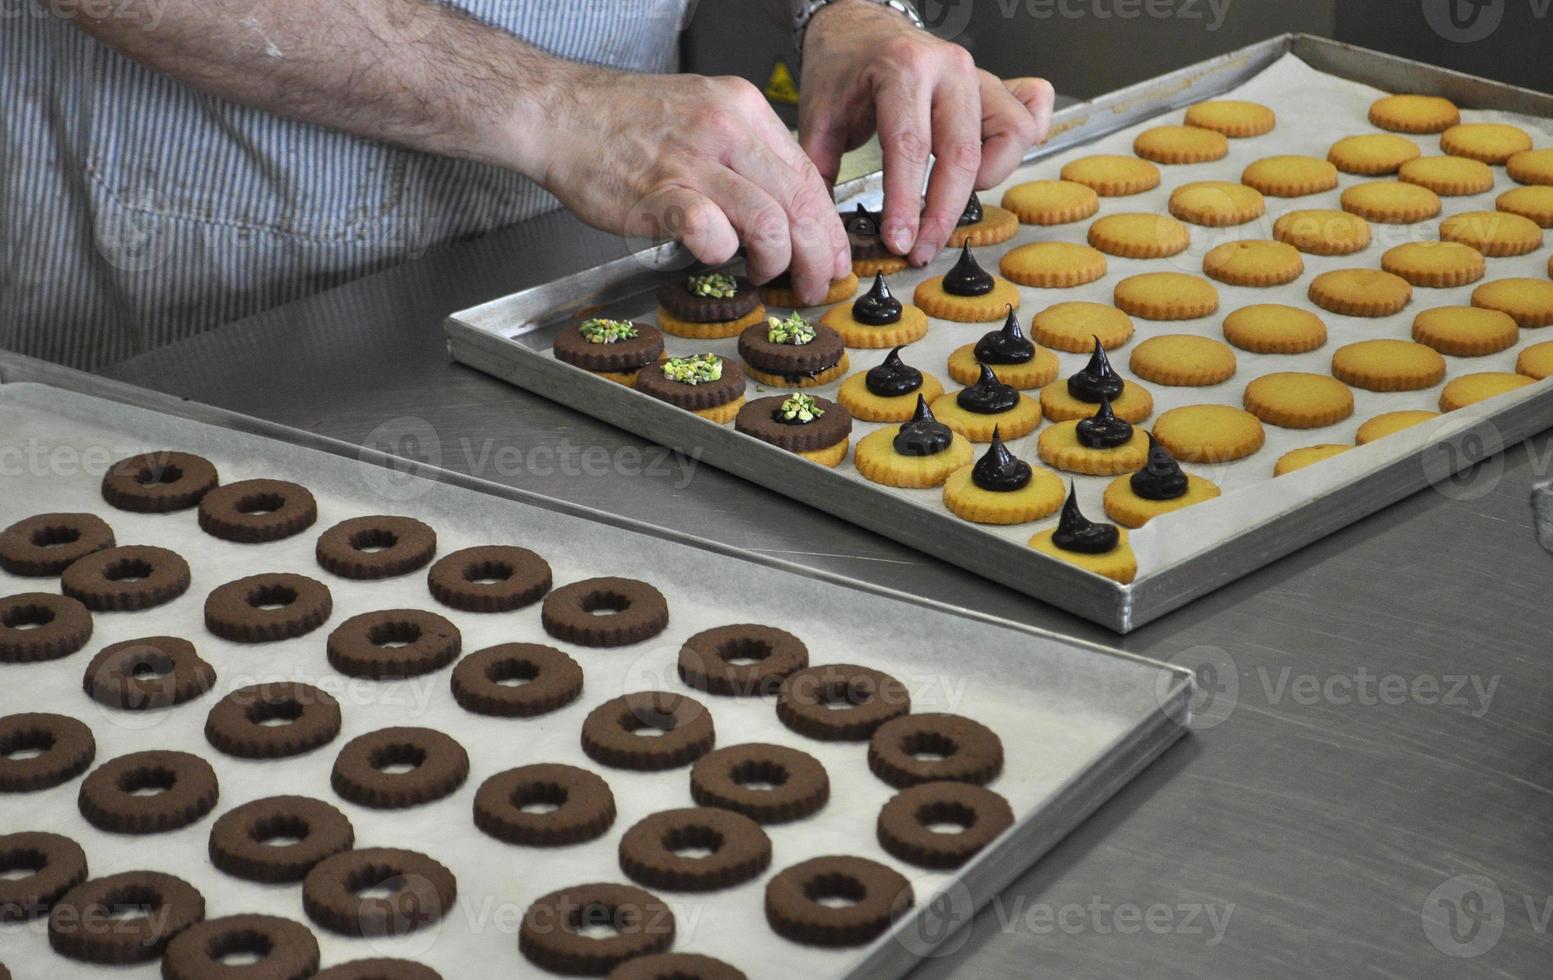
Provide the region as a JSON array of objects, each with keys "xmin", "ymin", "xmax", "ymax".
[
  {"xmin": 578, "ymin": 317, "xmax": 638, "ymax": 344},
  {"xmin": 778, "ymin": 393, "xmax": 824, "ymax": 423},
  {"xmin": 767, "ymin": 312, "xmax": 817, "ymax": 346},
  {"xmin": 688, "ymin": 273, "xmax": 738, "ymax": 298},
  {"xmin": 662, "ymin": 353, "xmax": 724, "ymax": 385}
]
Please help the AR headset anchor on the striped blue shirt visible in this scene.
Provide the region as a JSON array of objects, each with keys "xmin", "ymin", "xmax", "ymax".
[{"xmin": 1, "ymin": 1, "xmax": 691, "ymax": 369}]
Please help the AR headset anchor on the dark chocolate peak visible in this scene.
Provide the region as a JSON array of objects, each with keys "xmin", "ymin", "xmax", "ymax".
[
  {"xmin": 971, "ymin": 426, "xmax": 1032, "ymax": 492},
  {"xmin": 865, "ymin": 345, "xmax": 924, "ymax": 398},
  {"xmin": 974, "ymin": 305, "xmax": 1036, "ymax": 364},
  {"xmin": 1052, "ymin": 482, "xmax": 1120, "ymax": 554},
  {"xmin": 1067, "ymin": 335, "xmax": 1125, "ymax": 403},
  {"xmin": 844, "ymin": 203, "xmax": 880, "ymax": 237},
  {"xmin": 1076, "ymin": 392, "xmax": 1135, "ymax": 448},
  {"xmin": 852, "ymin": 272, "xmax": 903, "ymax": 326},
  {"xmin": 943, "ymin": 243, "xmax": 994, "ymax": 297},
  {"xmin": 1131, "ymin": 433, "xmax": 1190, "ymax": 500},
  {"xmin": 958, "ymin": 192, "xmax": 983, "ymax": 226},
  {"xmin": 893, "ymin": 394, "xmax": 955, "ymax": 457},
  {"xmin": 957, "ymin": 363, "xmax": 1020, "ymax": 415}
]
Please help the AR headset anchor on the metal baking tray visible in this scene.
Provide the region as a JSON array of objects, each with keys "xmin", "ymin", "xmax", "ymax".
[
  {"xmin": 0, "ymin": 372, "xmax": 1190, "ymax": 980},
  {"xmin": 443, "ymin": 33, "xmax": 1553, "ymax": 634}
]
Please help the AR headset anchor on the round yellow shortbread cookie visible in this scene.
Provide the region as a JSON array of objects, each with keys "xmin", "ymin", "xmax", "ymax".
[
  {"xmin": 1439, "ymin": 371, "xmax": 1536, "ymax": 412},
  {"xmin": 1328, "ymin": 133, "xmax": 1422, "ymax": 175},
  {"xmin": 1369, "ymin": 94, "xmax": 1460, "ymax": 134},
  {"xmin": 656, "ymin": 304, "xmax": 767, "ymax": 340},
  {"xmin": 930, "ymin": 389, "xmax": 1043, "ymax": 442},
  {"xmin": 1036, "ymin": 421, "xmax": 1150, "ymax": 476},
  {"xmin": 1506, "ymin": 149, "xmax": 1553, "ymax": 186},
  {"xmin": 1202, "ymin": 240, "xmax": 1304, "ymax": 287},
  {"xmin": 1340, "ymin": 181, "xmax": 1442, "ymax": 223},
  {"xmin": 1381, "ymin": 241, "xmax": 1486, "ymax": 288},
  {"xmin": 943, "ymin": 463, "xmax": 1066, "ymax": 525},
  {"xmin": 1184, "ymin": 100, "xmax": 1276, "ymax": 138},
  {"xmin": 1040, "ymin": 379, "xmax": 1154, "ymax": 424},
  {"xmin": 837, "ymin": 369, "xmax": 945, "ymax": 422},
  {"xmin": 1308, "ymin": 269, "xmax": 1413, "ymax": 318},
  {"xmin": 999, "ymin": 242, "xmax": 1108, "ymax": 288},
  {"xmin": 946, "ymin": 344, "xmax": 1060, "ymax": 389},
  {"xmin": 1356, "ymin": 410, "xmax": 1442, "ymax": 444},
  {"xmin": 854, "ymin": 254, "xmax": 909, "ymax": 277},
  {"xmin": 1001, "ymin": 180, "xmax": 1101, "ymax": 225},
  {"xmin": 1272, "ymin": 209, "xmax": 1372, "ymax": 255},
  {"xmin": 1243, "ymin": 372, "xmax": 1355, "ymax": 429},
  {"xmin": 744, "ymin": 352, "xmax": 851, "ymax": 389},
  {"xmin": 1129, "ymin": 335, "xmax": 1237, "ymax": 387},
  {"xmin": 1114, "ymin": 272, "xmax": 1220, "ymax": 321},
  {"xmin": 1028, "ymin": 526, "xmax": 1137, "ymax": 584},
  {"xmin": 693, "ymin": 395, "xmax": 746, "ymax": 424},
  {"xmin": 1516, "ymin": 339, "xmax": 1553, "ymax": 380},
  {"xmin": 1134, "ymin": 125, "xmax": 1228, "ymax": 165},
  {"xmin": 1331, "ymin": 339, "xmax": 1446, "ymax": 391},
  {"xmin": 1241, "ymin": 156, "xmax": 1339, "ymax": 197},
  {"xmin": 1274, "ymin": 444, "xmax": 1350, "ymax": 477},
  {"xmin": 1398, "ymin": 155, "xmax": 1496, "ymax": 196},
  {"xmin": 913, "ymin": 276, "xmax": 1022, "ymax": 323},
  {"xmin": 1060, "ymin": 155, "xmax": 1161, "ymax": 196},
  {"xmin": 1087, "ymin": 213, "xmax": 1191, "ymax": 258},
  {"xmin": 1440, "ymin": 123, "xmax": 1533, "ymax": 165},
  {"xmin": 1495, "ymin": 185, "xmax": 1553, "ymax": 228},
  {"xmin": 760, "ymin": 273, "xmax": 858, "ymax": 310},
  {"xmin": 1439, "ymin": 210, "xmax": 1544, "ymax": 257},
  {"xmin": 1030, "ymin": 302, "xmax": 1135, "ymax": 352},
  {"xmin": 1471, "ymin": 278, "xmax": 1553, "ymax": 327},
  {"xmin": 948, "ymin": 205, "xmax": 1020, "ymax": 248},
  {"xmin": 1152, "ymin": 404, "xmax": 1266, "ymax": 463},
  {"xmin": 1168, "ymin": 181, "xmax": 1266, "ymax": 227},
  {"xmin": 1412, "ymin": 306, "xmax": 1520, "ymax": 357},
  {"xmin": 820, "ymin": 302, "xmax": 930, "ymax": 349},
  {"xmin": 853, "ymin": 424, "xmax": 974, "ymax": 488},
  {"xmin": 1102, "ymin": 472, "xmax": 1221, "ymax": 528},
  {"xmin": 1222, "ymin": 304, "xmax": 1327, "ymax": 354}
]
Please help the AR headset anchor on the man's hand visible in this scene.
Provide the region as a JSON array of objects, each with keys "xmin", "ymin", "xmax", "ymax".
[{"xmin": 798, "ymin": 0, "xmax": 1056, "ymax": 266}]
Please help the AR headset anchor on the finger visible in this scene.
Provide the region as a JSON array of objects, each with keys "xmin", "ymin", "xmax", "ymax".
[
  {"xmin": 725, "ymin": 136, "xmax": 843, "ymax": 303},
  {"xmin": 911, "ymin": 58, "xmax": 983, "ymax": 266},
  {"xmin": 628, "ymin": 185, "xmax": 740, "ymax": 267},
  {"xmin": 977, "ymin": 72, "xmax": 1042, "ymax": 189},
  {"xmin": 874, "ymin": 81, "xmax": 933, "ymax": 259},
  {"xmin": 797, "ymin": 120, "xmax": 857, "ymax": 281},
  {"xmin": 691, "ymin": 167, "xmax": 794, "ymax": 286},
  {"xmin": 1007, "ymin": 76, "xmax": 1056, "ymax": 145},
  {"xmin": 745, "ymin": 112, "xmax": 852, "ymax": 292}
]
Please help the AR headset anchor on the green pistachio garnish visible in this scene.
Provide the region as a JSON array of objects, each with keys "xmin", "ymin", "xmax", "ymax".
[
  {"xmin": 778, "ymin": 393, "xmax": 824, "ymax": 423},
  {"xmin": 662, "ymin": 353, "xmax": 724, "ymax": 385},
  {"xmin": 688, "ymin": 273, "xmax": 738, "ymax": 299},
  {"xmin": 578, "ymin": 318, "xmax": 638, "ymax": 344},
  {"xmin": 767, "ymin": 312, "xmax": 817, "ymax": 346}
]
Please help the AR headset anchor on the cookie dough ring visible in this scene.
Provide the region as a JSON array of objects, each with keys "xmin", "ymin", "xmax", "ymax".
[
  {"xmin": 1133, "ymin": 124, "xmax": 1228, "ymax": 164},
  {"xmin": 759, "ymin": 273, "xmax": 859, "ymax": 309},
  {"xmin": 303, "ymin": 848, "xmax": 456, "ymax": 938},
  {"xmin": 1030, "ymin": 302, "xmax": 1134, "ymax": 352},
  {"xmin": 775, "ymin": 663, "xmax": 910, "ymax": 741},
  {"xmin": 60, "ymin": 545, "xmax": 191, "ymax": 612},
  {"xmin": 947, "ymin": 204, "xmax": 1019, "ymax": 247},
  {"xmin": 198, "ymin": 478, "xmax": 318, "ymax": 543},
  {"xmin": 0, "ymin": 712, "xmax": 95, "ymax": 791},
  {"xmin": 689, "ymin": 743, "xmax": 830, "ymax": 824},
  {"xmin": 1060, "ymin": 154, "xmax": 1160, "ymax": 196},
  {"xmin": 607, "ymin": 954, "xmax": 746, "ymax": 980},
  {"xmin": 1440, "ymin": 372, "xmax": 1536, "ymax": 412},
  {"xmin": 1368, "ymin": 94, "xmax": 1459, "ymax": 134},
  {"xmin": 47, "ymin": 870, "xmax": 205, "ymax": 964},
  {"xmin": 519, "ymin": 883, "xmax": 675, "ymax": 974},
  {"xmin": 1036, "ymin": 422, "xmax": 1149, "ymax": 476},
  {"xmin": 928, "ymin": 391, "xmax": 1042, "ymax": 443},
  {"xmin": 618, "ymin": 807, "xmax": 772, "ymax": 892},
  {"xmin": 1331, "ymin": 339, "xmax": 1447, "ymax": 392},
  {"xmin": 426, "ymin": 545, "xmax": 552, "ymax": 612},
  {"xmin": 912, "ymin": 275, "xmax": 1022, "ymax": 322},
  {"xmin": 330, "ymin": 727, "xmax": 469, "ymax": 809},
  {"xmin": 946, "ymin": 344, "xmax": 1060, "ymax": 390},
  {"xmin": 1272, "ymin": 209, "xmax": 1372, "ymax": 256},
  {"xmin": 77, "ymin": 750, "xmax": 219, "ymax": 834},
  {"xmin": 1222, "ymin": 304, "xmax": 1327, "ymax": 354},
  {"xmin": 1102, "ymin": 473, "xmax": 1222, "ymax": 529},
  {"xmin": 0, "ymin": 831, "xmax": 88, "ymax": 921},
  {"xmin": 999, "ymin": 241, "xmax": 1107, "ymax": 287},
  {"xmin": 473, "ymin": 763, "xmax": 616, "ymax": 846},
  {"xmin": 1441, "ymin": 122, "xmax": 1533, "ymax": 164},
  {"xmin": 542, "ymin": 576, "xmax": 669, "ymax": 647},
  {"xmin": 0, "ymin": 592, "xmax": 93, "ymax": 662},
  {"xmin": 161, "ymin": 914, "xmax": 320, "ymax": 980},
  {"xmin": 582, "ymin": 692, "xmax": 715, "ymax": 770},
  {"xmin": 1152, "ymin": 404, "xmax": 1266, "ymax": 463},
  {"xmin": 820, "ymin": 302, "xmax": 929, "ymax": 348},
  {"xmin": 1308, "ymin": 269, "xmax": 1413, "ymax": 318},
  {"xmin": 1471, "ymin": 278, "xmax": 1553, "ymax": 327},
  {"xmin": 1439, "ymin": 210, "xmax": 1544, "ymax": 257},
  {"xmin": 764, "ymin": 856, "xmax": 912, "ymax": 947},
  {"xmin": 209, "ymin": 796, "xmax": 355, "ymax": 883},
  {"xmin": 942, "ymin": 463, "xmax": 1066, "ymax": 525},
  {"xmin": 1241, "ymin": 155, "xmax": 1338, "ymax": 197},
  {"xmin": 876, "ymin": 782, "xmax": 1015, "ymax": 869},
  {"xmin": 1184, "ymin": 99, "xmax": 1275, "ymax": 138},
  {"xmin": 678, "ymin": 624, "xmax": 809, "ymax": 697},
  {"xmin": 1243, "ymin": 372, "xmax": 1356, "ymax": 429},
  {"xmin": 1039, "ymin": 380, "xmax": 1154, "ymax": 424},
  {"xmin": 1356, "ymin": 410, "xmax": 1442, "ymax": 444},
  {"xmin": 314, "ymin": 960, "xmax": 445, "ymax": 980},
  {"xmin": 1113, "ymin": 272, "xmax": 1220, "ymax": 321},
  {"xmin": 837, "ymin": 370, "xmax": 945, "ymax": 422},
  {"xmin": 205, "ymin": 681, "xmax": 343, "ymax": 759},
  {"xmin": 327, "ymin": 609, "xmax": 461, "ymax": 679},
  {"xmin": 1167, "ymin": 181, "xmax": 1264, "ymax": 227},
  {"xmin": 0, "ymin": 513, "xmax": 115, "ymax": 576},
  {"xmin": 1129, "ymin": 335, "xmax": 1237, "ymax": 386},
  {"xmin": 1000, "ymin": 179, "xmax": 1099, "ymax": 224},
  {"xmin": 1086, "ymin": 212, "xmax": 1189, "ymax": 259},
  {"xmin": 1381, "ymin": 242, "xmax": 1485, "ymax": 289},
  {"xmin": 100, "ymin": 451, "xmax": 219, "ymax": 513},
  {"xmin": 1340, "ymin": 181, "xmax": 1441, "ymax": 223},
  {"xmin": 1328, "ymin": 133, "xmax": 1421, "ymax": 175},
  {"xmin": 1275, "ymin": 444, "xmax": 1351, "ymax": 476},
  {"xmin": 655, "ymin": 304, "xmax": 766, "ymax": 340},
  {"xmin": 853, "ymin": 426, "xmax": 975, "ymax": 488},
  {"xmin": 1202, "ymin": 240, "xmax": 1304, "ymax": 287},
  {"xmin": 451, "ymin": 643, "xmax": 584, "ymax": 717},
  {"xmin": 83, "ymin": 635, "xmax": 215, "ymax": 710},
  {"xmin": 316, "ymin": 516, "xmax": 437, "ymax": 579},
  {"xmin": 204, "ymin": 572, "xmax": 333, "ymax": 643}
]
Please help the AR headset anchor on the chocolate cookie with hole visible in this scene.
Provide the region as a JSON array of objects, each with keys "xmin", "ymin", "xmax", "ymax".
[
  {"xmin": 0, "ymin": 712, "xmax": 95, "ymax": 792},
  {"xmin": 426, "ymin": 545, "xmax": 552, "ymax": 612},
  {"xmin": 60, "ymin": 545, "xmax": 191, "ymax": 612},
  {"xmin": 0, "ymin": 513, "xmax": 115, "ymax": 576},
  {"xmin": 689, "ymin": 743, "xmax": 829, "ymax": 824},
  {"xmin": 677, "ymin": 624, "xmax": 809, "ymax": 697},
  {"xmin": 316, "ymin": 516, "xmax": 438, "ymax": 579},
  {"xmin": 83, "ymin": 636, "xmax": 216, "ymax": 711},
  {"xmin": 618, "ymin": 807, "xmax": 771, "ymax": 892},
  {"xmin": 161, "ymin": 913, "xmax": 320, "ymax": 980},
  {"xmin": 204, "ymin": 573, "xmax": 333, "ymax": 643},
  {"xmin": 764, "ymin": 855, "xmax": 913, "ymax": 947},
  {"xmin": 473, "ymin": 763, "xmax": 616, "ymax": 846},
  {"xmin": 867, "ymin": 713, "xmax": 1004, "ymax": 788},
  {"xmin": 205, "ymin": 681, "xmax": 342, "ymax": 759},
  {"xmin": 519, "ymin": 882, "xmax": 676, "ymax": 975},
  {"xmin": 581, "ymin": 691, "xmax": 714, "ymax": 770},
  {"xmin": 330, "ymin": 727, "xmax": 469, "ymax": 809},
  {"xmin": 876, "ymin": 781, "xmax": 1015, "ymax": 868},
  {"xmin": 208, "ymin": 795, "xmax": 355, "ymax": 883},
  {"xmin": 450, "ymin": 643, "xmax": 584, "ymax": 718},
  {"xmin": 0, "ymin": 831, "xmax": 88, "ymax": 921},
  {"xmin": 303, "ymin": 848, "xmax": 457, "ymax": 938},
  {"xmin": 198, "ymin": 478, "xmax": 318, "ymax": 543},
  {"xmin": 326, "ymin": 609, "xmax": 461, "ymax": 679},
  {"xmin": 542, "ymin": 577, "xmax": 669, "ymax": 647},
  {"xmin": 77, "ymin": 749, "xmax": 219, "ymax": 833},
  {"xmin": 100, "ymin": 451, "xmax": 219, "ymax": 513},
  {"xmin": 47, "ymin": 869, "xmax": 205, "ymax": 964},
  {"xmin": 0, "ymin": 593, "xmax": 93, "ymax": 663},
  {"xmin": 775, "ymin": 664, "xmax": 910, "ymax": 741}
]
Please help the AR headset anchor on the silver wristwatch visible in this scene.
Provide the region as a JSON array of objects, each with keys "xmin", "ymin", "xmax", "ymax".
[{"xmin": 792, "ymin": 0, "xmax": 925, "ymax": 62}]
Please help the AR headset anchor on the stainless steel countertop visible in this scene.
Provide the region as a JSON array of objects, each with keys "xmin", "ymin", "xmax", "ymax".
[{"xmin": 56, "ymin": 170, "xmax": 1553, "ymax": 978}]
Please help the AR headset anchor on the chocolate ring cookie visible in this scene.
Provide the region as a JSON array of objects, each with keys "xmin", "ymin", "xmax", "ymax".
[
  {"xmin": 764, "ymin": 855, "xmax": 913, "ymax": 947},
  {"xmin": 101, "ymin": 451, "xmax": 219, "ymax": 513},
  {"xmin": 315, "ymin": 960, "xmax": 444, "ymax": 980},
  {"xmin": 581, "ymin": 692, "xmax": 714, "ymax": 770},
  {"xmin": 47, "ymin": 870, "xmax": 205, "ymax": 964},
  {"xmin": 553, "ymin": 320, "xmax": 666, "ymax": 372},
  {"xmin": 205, "ymin": 682, "xmax": 342, "ymax": 759},
  {"xmin": 734, "ymin": 396, "xmax": 853, "ymax": 453},
  {"xmin": 302, "ymin": 848, "xmax": 456, "ymax": 937},
  {"xmin": 657, "ymin": 275, "xmax": 759, "ymax": 322},
  {"xmin": 877, "ymin": 781, "xmax": 1015, "ymax": 869},
  {"xmin": 77, "ymin": 749, "xmax": 219, "ymax": 833},
  {"xmin": 473, "ymin": 763, "xmax": 616, "ymax": 846},
  {"xmin": 331, "ymin": 727, "xmax": 469, "ymax": 809},
  {"xmin": 0, "ymin": 831, "xmax": 88, "ymax": 921},
  {"xmin": 519, "ymin": 882, "xmax": 676, "ymax": 975},
  {"xmin": 678, "ymin": 624, "xmax": 809, "ymax": 697},
  {"xmin": 867, "ymin": 713, "xmax": 1004, "ymax": 788},
  {"xmin": 618, "ymin": 806, "xmax": 771, "ymax": 892},
  {"xmin": 326, "ymin": 609, "xmax": 461, "ymax": 679},
  {"xmin": 204, "ymin": 573, "xmax": 333, "ymax": 643},
  {"xmin": 634, "ymin": 359, "xmax": 747, "ymax": 411},
  {"xmin": 450, "ymin": 643, "xmax": 584, "ymax": 717},
  {"xmin": 542, "ymin": 577, "xmax": 669, "ymax": 647},
  {"xmin": 738, "ymin": 321, "xmax": 846, "ymax": 377},
  {"xmin": 82, "ymin": 636, "xmax": 216, "ymax": 710},
  {"xmin": 198, "ymin": 478, "xmax": 318, "ymax": 543},
  {"xmin": 162, "ymin": 913, "xmax": 320, "ymax": 980},
  {"xmin": 607, "ymin": 953, "xmax": 747, "ymax": 980},
  {"xmin": 209, "ymin": 795, "xmax": 355, "ymax": 883},
  {"xmin": 316, "ymin": 516, "xmax": 438, "ymax": 580},
  {"xmin": 689, "ymin": 743, "xmax": 829, "ymax": 824},
  {"xmin": 60, "ymin": 545, "xmax": 191, "ymax": 612},
  {"xmin": 0, "ymin": 592, "xmax": 93, "ymax": 662},
  {"xmin": 775, "ymin": 664, "xmax": 910, "ymax": 741},
  {"xmin": 0, "ymin": 712, "xmax": 95, "ymax": 791},
  {"xmin": 0, "ymin": 513, "xmax": 115, "ymax": 576},
  {"xmin": 426, "ymin": 545, "xmax": 552, "ymax": 612}
]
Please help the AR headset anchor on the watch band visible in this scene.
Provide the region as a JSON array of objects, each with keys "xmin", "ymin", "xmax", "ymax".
[{"xmin": 792, "ymin": 0, "xmax": 925, "ymax": 67}]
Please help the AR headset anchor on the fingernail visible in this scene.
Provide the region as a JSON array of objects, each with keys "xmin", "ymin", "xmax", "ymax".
[
  {"xmin": 885, "ymin": 224, "xmax": 912, "ymax": 254},
  {"xmin": 910, "ymin": 242, "xmax": 938, "ymax": 266},
  {"xmin": 835, "ymin": 248, "xmax": 852, "ymax": 279}
]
